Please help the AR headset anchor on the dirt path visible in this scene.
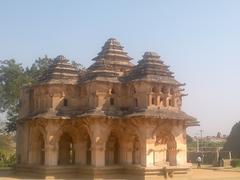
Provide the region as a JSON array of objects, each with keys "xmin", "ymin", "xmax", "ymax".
[
  {"xmin": 189, "ymin": 168, "xmax": 240, "ymax": 180},
  {"xmin": 0, "ymin": 168, "xmax": 240, "ymax": 180}
]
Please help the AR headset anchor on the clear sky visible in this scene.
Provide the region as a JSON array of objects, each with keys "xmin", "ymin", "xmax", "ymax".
[{"xmin": 1, "ymin": 0, "xmax": 240, "ymax": 136}]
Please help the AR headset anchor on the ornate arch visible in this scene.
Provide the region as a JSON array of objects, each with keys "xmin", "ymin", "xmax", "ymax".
[{"xmin": 155, "ymin": 130, "xmax": 177, "ymax": 166}]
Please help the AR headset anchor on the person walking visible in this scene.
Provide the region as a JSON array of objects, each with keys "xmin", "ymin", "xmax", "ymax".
[{"xmin": 196, "ymin": 156, "xmax": 202, "ymax": 168}]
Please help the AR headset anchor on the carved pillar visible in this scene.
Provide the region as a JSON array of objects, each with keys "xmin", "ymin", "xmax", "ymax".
[
  {"xmin": 16, "ymin": 121, "xmax": 29, "ymax": 164},
  {"xmin": 157, "ymin": 95, "xmax": 160, "ymax": 106},
  {"xmin": 75, "ymin": 139, "xmax": 87, "ymax": 165},
  {"xmin": 141, "ymin": 137, "xmax": 156, "ymax": 167},
  {"xmin": 88, "ymin": 119, "xmax": 111, "ymax": 167},
  {"xmin": 91, "ymin": 143, "xmax": 105, "ymax": 167},
  {"xmin": 138, "ymin": 123, "xmax": 156, "ymax": 167},
  {"xmin": 45, "ymin": 143, "xmax": 58, "ymax": 166},
  {"xmin": 148, "ymin": 94, "xmax": 152, "ymax": 106},
  {"xmin": 119, "ymin": 137, "xmax": 133, "ymax": 165},
  {"xmin": 45, "ymin": 121, "xmax": 59, "ymax": 166},
  {"xmin": 172, "ymin": 121, "xmax": 187, "ymax": 166}
]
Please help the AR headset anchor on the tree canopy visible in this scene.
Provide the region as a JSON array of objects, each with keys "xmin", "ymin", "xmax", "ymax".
[
  {"xmin": 0, "ymin": 56, "xmax": 83, "ymax": 133},
  {"xmin": 223, "ymin": 121, "xmax": 240, "ymax": 158}
]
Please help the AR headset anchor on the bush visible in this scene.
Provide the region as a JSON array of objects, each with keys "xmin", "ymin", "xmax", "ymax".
[
  {"xmin": 231, "ymin": 159, "xmax": 240, "ymax": 167},
  {"xmin": 0, "ymin": 151, "xmax": 16, "ymax": 167}
]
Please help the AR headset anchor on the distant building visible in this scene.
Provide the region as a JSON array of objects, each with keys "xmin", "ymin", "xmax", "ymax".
[
  {"xmin": 16, "ymin": 38, "xmax": 198, "ymax": 178},
  {"xmin": 193, "ymin": 132, "xmax": 227, "ymax": 143}
]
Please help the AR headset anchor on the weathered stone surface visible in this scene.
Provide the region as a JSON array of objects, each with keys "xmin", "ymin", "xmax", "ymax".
[
  {"xmin": 82, "ymin": 38, "xmax": 134, "ymax": 82},
  {"xmin": 16, "ymin": 38, "xmax": 198, "ymax": 179},
  {"xmin": 39, "ymin": 55, "xmax": 79, "ymax": 84}
]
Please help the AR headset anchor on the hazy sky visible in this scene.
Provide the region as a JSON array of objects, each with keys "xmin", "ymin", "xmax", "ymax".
[{"xmin": 1, "ymin": 0, "xmax": 240, "ymax": 136}]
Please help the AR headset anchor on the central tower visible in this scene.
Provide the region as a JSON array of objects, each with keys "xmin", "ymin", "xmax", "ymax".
[{"xmin": 16, "ymin": 38, "xmax": 198, "ymax": 179}]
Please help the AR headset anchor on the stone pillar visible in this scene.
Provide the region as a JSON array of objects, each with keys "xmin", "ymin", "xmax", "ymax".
[
  {"xmin": 154, "ymin": 145, "xmax": 167, "ymax": 166},
  {"xmin": 28, "ymin": 125, "xmax": 41, "ymax": 165},
  {"xmin": 141, "ymin": 137, "xmax": 156, "ymax": 167},
  {"xmin": 157, "ymin": 95, "xmax": 160, "ymax": 106},
  {"xmin": 88, "ymin": 119, "xmax": 111, "ymax": 167},
  {"xmin": 148, "ymin": 94, "xmax": 152, "ymax": 106},
  {"xmin": 16, "ymin": 121, "xmax": 29, "ymax": 164},
  {"xmin": 172, "ymin": 122, "xmax": 187, "ymax": 166},
  {"xmin": 45, "ymin": 143, "xmax": 58, "ymax": 166},
  {"xmin": 91, "ymin": 141, "xmax": 106, "ymax": 167},
  {"xmin": 44, "ymin": 121, "xmax": 59, "ymax": 166},
  {"xmin": 138, "ymin": 124, "xmax": 156, "ymax": 167},
  {"xmin": 119, "ymin": 138, "xmax": 133, "ymax": 165},
  {"xmin": 75, "ymin": 140, "xmax": 87, "ymax": 165}
]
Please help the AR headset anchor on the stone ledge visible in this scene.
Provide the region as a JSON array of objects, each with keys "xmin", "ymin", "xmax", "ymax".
[{"xmin": 15, "ymin": 165, "xmax": 191, "ymax": 179}]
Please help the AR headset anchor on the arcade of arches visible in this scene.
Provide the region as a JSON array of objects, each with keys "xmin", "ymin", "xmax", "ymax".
[
  {"xmin": 16, "ymin": 39, "xmax": 198, "ymax": 178},
  {"xmin": 17, "ymin": 118, "xmax": 185, "ymax": 168}
]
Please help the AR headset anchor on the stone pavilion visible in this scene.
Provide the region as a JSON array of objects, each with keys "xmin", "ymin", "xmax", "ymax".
[{"xmin": 16, "ymin": 38, "xmax": 198, "ymax": 179}]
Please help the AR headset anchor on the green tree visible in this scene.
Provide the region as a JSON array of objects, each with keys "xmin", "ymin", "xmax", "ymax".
[
  {"xmin": 0, "ymin": 56, "xmax": 83, "ymax": 133},
  {"xmin": 0, "ymin": 60, "xmax": 31, "ymax": 132},
  {"xmin": 25, "ymin": 55, "xmax": 53, "ymax": 84},
  {"xmin": 223, "ymin": 121, "xmax": 240, "ymax": 158},
  {"xmin": 187, "ymin": 134, "xmax": 194, "ymax": 144},
  {"xmin": 71, "ymin": 60, "xmax": 85, "ymax": 71}
]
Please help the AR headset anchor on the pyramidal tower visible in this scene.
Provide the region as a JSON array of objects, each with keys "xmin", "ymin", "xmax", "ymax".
[
  {"xmin": 17, "ymin": 38, "xmax": 198, "ymax": 179},
  {"xmin": 83, "ymin": 38, "xmax": 133, "ymax": 82},
  {"xmin": 39, "ymin": 55, "xmax": 79, "ymax": 84}
]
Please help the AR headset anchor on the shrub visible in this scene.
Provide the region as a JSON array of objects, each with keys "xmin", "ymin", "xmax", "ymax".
[
  {"xmin": 0, "ymin": 151, "xmax": 16, "ymax": 167},
  {"xmin": 231, "ymin": 159, "xmax": 240, "ymax": 167}
]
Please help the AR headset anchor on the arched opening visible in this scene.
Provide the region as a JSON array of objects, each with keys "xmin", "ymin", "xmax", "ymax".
[
  {"xmin": 161, "ymin": 86, "xmax": 168, "ymax": 94},
  {"xmin": 170, "ymin": 88, "xmax": 175, "ymax": 95},
  {"xmin": 58, "ymin": 133, "xmax": 75, "ymax": 165},
  {"xmin": 169, "ymin": 98, "xmax": 175, "ymax": 107},
  {"xmin": 152, "ymin": 97, "xmax": 156, "ymax": 105},
  {"xmin": 63, "ymin": 98, "xmax": 68, "ymax": 106},
  {"xmin": 132, "ymin": 136, "xmax": 141, "ymax": 165},
  {"xmin": 105, "ymin": 132, "xmax": 119, "ymax": 166},
  {"xmin": 160, "ymin": 97, "xmax": 164, "ymax": 106},
  {"xmin": 155, "ymin": 132, "xmax": 177, "ymax": 166}
]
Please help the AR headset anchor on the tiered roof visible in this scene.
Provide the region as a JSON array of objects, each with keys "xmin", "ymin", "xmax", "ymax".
[
  {"xmin": 27, "ymin": 38, "xmax": 198, "ymax": 126},
  {"xmin": 92, "ymin": 38, "xmax": 133, "ymax": 65},
  {"xmin": 125, "ymin": 52, "xmax": 179, "ymax": 85},
  {"xmin": 39, "ymin": 55, "xmax": 79, "ymax": 84},
  {"xmin": 82, "ymin": 38, "xmax": 133, "ymax": 82}
]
